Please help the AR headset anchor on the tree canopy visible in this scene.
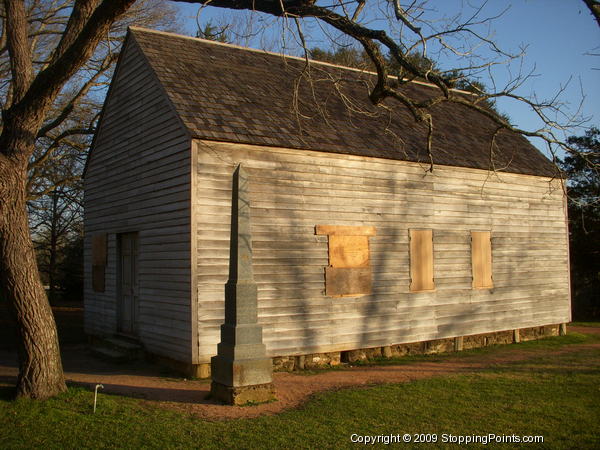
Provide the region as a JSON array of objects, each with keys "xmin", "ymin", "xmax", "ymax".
[{"xmin": 559, "ymin": 128, "xmax": 600, "ymax": 319}]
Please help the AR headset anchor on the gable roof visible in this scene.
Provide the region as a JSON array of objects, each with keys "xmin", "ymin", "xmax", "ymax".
[{"xmin": 127, "ymin": 27, "xmax": 556, "ymax": 177}]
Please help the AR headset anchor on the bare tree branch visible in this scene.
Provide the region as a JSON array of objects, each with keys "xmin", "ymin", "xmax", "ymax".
[
  {"xmin": 28, "ymin": 175, "xmax": 80, "ymax": 201},
  {"xmin": 0, "ymin": 2, "xmax": 130, "ymax": 153},
  {"xmin": 51, "ymin": 0, "xmax": 101, "ymax": 64},
  {"xmin": 583, "ymin": 0, "xmax": 600, "ymax": 27},
  {"xmin": 4, "ymin": 0, "xmax": 33, "ymax": 104},
  {"xmin": 351, "ymin": 0, "xmax": 365, "ymax": 22},
  {"xmin": 37, "ymin": 51, "xmax": 118, "ymax": 139}
]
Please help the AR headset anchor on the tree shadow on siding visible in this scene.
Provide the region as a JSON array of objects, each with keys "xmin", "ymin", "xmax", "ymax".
[
  {"xmin": 250, "ymin": 166, "xmax": 322, "ymax": 357},
  {"xmin": 356, "ymin": 174, "xmax": 407, "ymax": 350}
]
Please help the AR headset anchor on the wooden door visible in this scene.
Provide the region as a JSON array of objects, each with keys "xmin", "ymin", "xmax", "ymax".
[{"xmin": 118, "ymin": 232, "xmax": 139, "ymax": 335}]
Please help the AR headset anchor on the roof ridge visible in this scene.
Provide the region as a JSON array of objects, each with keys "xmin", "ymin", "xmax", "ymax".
[{"xmin": 128, "ymin": 26, "xmax": 474, "ymax": 96}]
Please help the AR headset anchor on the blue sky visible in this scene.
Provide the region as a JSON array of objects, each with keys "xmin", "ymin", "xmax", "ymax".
[{"xmin": 175, "ymin": 1, "xmax": 599, "ymax": 152}]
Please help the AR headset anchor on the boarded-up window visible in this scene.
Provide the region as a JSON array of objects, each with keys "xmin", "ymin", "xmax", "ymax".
[
  {"xmin": 409, "ymin": 229, "xmax": 435, "ymax": 292},
  {"xmin": 315, "ymin": 225, "xmax": 376, "ymax": 297},
  {"xmin": 92, "ymin": 234, "xmax": 107, "ymax": 292},
  {"xmin": 471, "ymin": 231, "xmax": 493, "ymax": 289},
  {"xmin": 328, "ymin": 235, "xmax": 370, "ymax": 268}
]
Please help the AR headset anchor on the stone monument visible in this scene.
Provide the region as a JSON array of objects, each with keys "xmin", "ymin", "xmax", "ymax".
[{"xmin": 210, "ymin": 164, "xmax": 275, "ymax": 405}]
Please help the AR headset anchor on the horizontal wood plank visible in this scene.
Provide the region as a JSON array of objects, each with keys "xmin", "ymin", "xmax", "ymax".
[
  {"xmin": 84, "ymin": 39, "xmax": 192, "ymax": 362},
  {"xmin": 194, "ymin": 140, "xmax": 570, "ymax": 361},
  {"xmin": 315, "ymin": 225, "xmax": 377, "ymax": 236}
]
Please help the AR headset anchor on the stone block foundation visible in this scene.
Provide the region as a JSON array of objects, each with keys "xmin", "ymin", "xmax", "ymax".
[
  {"xmin": 271, "ymin": 323, "xmax": 563, "ymax": 371},
  {"xmin": 143, "ymin": 323, "xmax": 565, "ymax": 378}
]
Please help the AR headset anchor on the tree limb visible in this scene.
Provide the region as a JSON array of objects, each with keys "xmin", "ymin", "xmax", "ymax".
[
  {"xmin": 3, "ymin": 0, "xmax": 33, "ymax": 105},
  {"xmin": 1, "ymin": 0, "xmax": 135, "ymax": 158},
  {"xmin": 37, "ymin": 51, "xmax": 118, "ymax": 138},
  {"xmin": 583, "ymin": 0, "xmax": 600, "ymax": 27},
  {"xmin": 50, "ymin": 0, "xmax": 100, "ymax": 64},
  {"xmin": 27, "ymin": 175, "xmax": 80, "ymax": 201}
]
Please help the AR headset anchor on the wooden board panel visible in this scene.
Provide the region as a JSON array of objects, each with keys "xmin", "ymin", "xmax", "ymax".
[
  {"xmin": 92, "ymin": 234, "xmax": 107, "ymax": 266},
  {"xmin": 410, "ymin": 229, "xmax": 435, "ymax": 292},
  {"xmin": 92, "ymin": 265, "xmax": 105, "ymax": 293},
  {"xmin": 329, "ymin": 235, "xmax": 370, "ymax": 268},
  {"xmin": 195, "ymin": 142, "xmax": 560, "ymax": 189},
  {"xmin": 315, "ymin": 225, "xmax": 376, "ymax": 236},
  {"xmin": 472, "ymin": 231, "xmax": 493, "ymax": 288},
  {"xmin": 325, "ymin": 267, "xmax": 372, "ymax": 297}
]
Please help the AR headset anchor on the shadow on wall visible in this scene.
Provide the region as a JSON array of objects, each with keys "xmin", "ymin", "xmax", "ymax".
[
  {"xmin": 358, "ymin": 173, "xmax": 404, "ymax": 350},
  {"xmin": 260, "ymin": 165, "xmax": 320, "ymax": 354},
  {"xmin": 260, "ymin": 161, "xmax": 480, "ymax": 354},
  {"xmin": 358, "ymin": 170, "xmax": 441, "ymax": 349}
]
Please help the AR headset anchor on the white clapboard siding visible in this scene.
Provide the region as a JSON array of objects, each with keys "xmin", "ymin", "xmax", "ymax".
[
  {"xmin": 194, "ymin": 140, "xmax": 570, "ymax": 361},
  {"xmin": 84, "ymin": 36, "xmax": 193, "ymax": 363}
]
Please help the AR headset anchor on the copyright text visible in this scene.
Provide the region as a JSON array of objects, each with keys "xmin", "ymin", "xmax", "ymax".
[{"xmin": 349, "ymin": 433, "xmax": 544, "ymax": 445}]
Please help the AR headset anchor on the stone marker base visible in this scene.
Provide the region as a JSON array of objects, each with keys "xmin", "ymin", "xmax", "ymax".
[{"xmin": 210, "ymin": 381, "xmax": 275, "ymax": 406}]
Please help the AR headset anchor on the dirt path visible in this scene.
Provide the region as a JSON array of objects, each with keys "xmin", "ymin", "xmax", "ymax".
[{"xmin": 1, "ymin": 326, "xmax": 598, "ymax": 421}]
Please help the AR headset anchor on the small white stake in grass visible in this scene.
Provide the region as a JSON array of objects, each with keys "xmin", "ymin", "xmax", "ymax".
[{"xmin": 93, "ymin": 384, "xmax": 104, "ymax": 413}]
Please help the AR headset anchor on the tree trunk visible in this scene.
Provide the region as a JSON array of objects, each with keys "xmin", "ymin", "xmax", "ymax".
[
  {"xmin": 0, "ymin": 155, "xmax": 66, "ymax": 399},
  {"xmin": 0, "ymin": 0, "xmax": 137, "ymax": 401}
]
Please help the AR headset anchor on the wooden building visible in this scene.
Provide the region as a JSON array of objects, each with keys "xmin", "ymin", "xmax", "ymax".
[{"xmin": 84, "ymin": 27, "xmax": 571, "ymax": 375}]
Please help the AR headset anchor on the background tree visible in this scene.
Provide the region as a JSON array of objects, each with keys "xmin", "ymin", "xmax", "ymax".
[
  {"xmin": 29, "ymin": 181, "xmax": 82, "ymax": 302},
  {"xmin": 196, "ymin": 20, "xmax": 230, "ymax": 42},
  {"xmin": 310, "ymin": 45, "xmax": 371, "ymax": 69},
  {"xmin": 309, "ymin": 44, "xmax": 509, "ymax": 120},
  {"xmin": 0, "ymin": 0, "xmax": 597, "ymax": 400},
  {"xmin": 559, "ymin": 128, "xmax": 600, "ymax": 320},
  {"xmin": 0, "ymin": 0, "xmax": 178, "ymax": 399},
  {"xmin": 10, "ymin": 1, "xmax": 179, "ymax": 306}
]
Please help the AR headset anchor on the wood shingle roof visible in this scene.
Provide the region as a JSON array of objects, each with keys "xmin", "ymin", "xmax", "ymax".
[{"xmin": 129, "ymin": 27, "xmax": 557, "ymax": 177}]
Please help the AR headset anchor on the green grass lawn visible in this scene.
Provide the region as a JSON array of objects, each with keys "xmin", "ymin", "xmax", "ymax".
[
  {"xmin": 349, "ymin": 330, "xmax": 599, "ymax": 368},
  {"xmin": 1, "ymin": 333, "xmax": 599, "ymax": 449}
]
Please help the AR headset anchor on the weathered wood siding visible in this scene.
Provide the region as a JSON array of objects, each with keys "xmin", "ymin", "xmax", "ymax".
[
  {"xmin": 194, "ymin": 140, "xmax": 570, "ymax": 361},
  {"xmin": 84, "ymin": 37, "xmax": 193, "ymax": 362}
]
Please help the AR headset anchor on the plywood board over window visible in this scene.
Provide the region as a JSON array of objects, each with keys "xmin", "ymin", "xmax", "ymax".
[
  {"xmin": 472, "ymin": 231, "xmax": 493, "ymax": 289},
  {"xmin": 316, "ymin": 225, "xmax": 376, "ymax": 297},
  {"xmin": 92, "ymin": 233, "xmax": 107, "ymax": 292},
  {"xmin": 328, "ymin": 235, "xmax": 370, "ymax": 268},
  {"xmin": 409, "ymin": 229, "xmax": 435, "ymax": 292}
]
